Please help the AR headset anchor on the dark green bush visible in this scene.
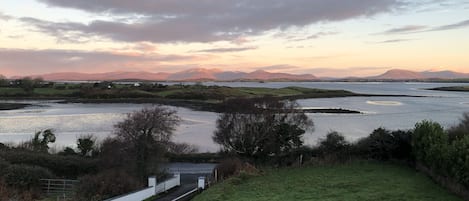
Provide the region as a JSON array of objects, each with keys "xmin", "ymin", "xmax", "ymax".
[
  {"xmin": 0, "ymin": 157, "xmax": 10, "ymax": 176},
  {"xmin": 75, "ymin": 169, "xmax": 142, "ymax": 201},
  {"xmin": 355, "ymin": 128, "xmax": 413, "ymax": 161},
  {"xmin": 318, "ymin": 132, "xmax": 349, "ymax": 153},
  {"xmin": 412, "ymin": 120, "xmax": 449, "ymax": 172},
  {"xmin": 3, "ymin": 164, "xmax": 54, "ymax": 189},
  {"xmin": 448, "ymin": 136, "xmax": 469, "ymax": 186},
  {"xmin": 0, "ymin": 151, "xmax": 98, "ymax": 178},
  {"xmin": 411, "ymin": 119, "xmax": 469, "ymax": 188},
  {"xmin": 0, "ymin": 143, "xmax": 7, "ymax": 151},
  {"xmin": 448, "ymin": 113, "xmax": 469, "ymax": 142}
]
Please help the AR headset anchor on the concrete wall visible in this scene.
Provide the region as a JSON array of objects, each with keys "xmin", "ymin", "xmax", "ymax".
[
  {"xmin": 106, "ymin": 187, "xmax": 155, "ymax": 201},
  {"xmin": 155, "ymin": 174, "xmax": 181, "ymax": 194},
  {"xmin": 105, "ymin": 175, "xmax": 181, "ymax": 201}
]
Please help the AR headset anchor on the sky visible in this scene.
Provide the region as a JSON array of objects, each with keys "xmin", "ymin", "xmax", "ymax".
[{"xmin": 0, "ymin": 0, "xmax": 468, "ymax": 78}]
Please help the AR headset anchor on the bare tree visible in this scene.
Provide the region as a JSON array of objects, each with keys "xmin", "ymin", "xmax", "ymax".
[
  {"xmin": 213, "ymin": 98, "xmax": 313, "ymax": 163},
  {"xmin": 167, "ymin": 142, "xmax": 199, "ymax": 154},
  {"xmin": 114, "ymin": 106, "xmax": 180, "ymax": 179}
]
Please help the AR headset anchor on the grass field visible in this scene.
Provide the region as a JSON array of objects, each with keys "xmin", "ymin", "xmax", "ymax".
[{"xmin": 194, "ymin": 162, "xmax": 461, "ymax": 201}]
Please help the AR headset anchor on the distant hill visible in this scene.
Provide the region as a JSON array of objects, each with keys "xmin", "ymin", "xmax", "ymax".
[
  {"xmin": 15, "ymin": 72, "xmax": 170, "ymax": 81},
  {"xmin": 369, "ymin": 69, "xmax": 469, "ymax": 80},
  {"xmin": 15, "ymin": 68, "xmax": 318, "ymax": 81},
  {"xmin": 370, "ymin": 69, "xmax": 425, "ymax": 80},
  {"xmin": 420, "ymin": 70, "xmax": 469, "ymax": 79},
  {"xmin": 10, "ymin": 68, "xmax": 469, "ymax": 81}
]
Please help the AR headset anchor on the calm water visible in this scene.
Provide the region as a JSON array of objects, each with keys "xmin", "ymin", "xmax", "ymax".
[{"xmin": 1, "ymin": 82, "xmax": 469, "ymax": 152}]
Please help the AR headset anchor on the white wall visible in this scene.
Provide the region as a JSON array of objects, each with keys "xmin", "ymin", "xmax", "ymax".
[
  {"xmin": 107, "ymin": 187, "xmax": 155, "ymax": 201},
  {"xmin": 155, "ymin": 174, "xmax": 180, "ymax": 194},
  {"xmin": 105, "ymin": 174, "xmax": 180, "ymax": 201}
]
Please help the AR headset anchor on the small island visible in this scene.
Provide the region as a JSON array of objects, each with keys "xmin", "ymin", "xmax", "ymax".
[
  {"xmin": 0, "ymin": 103, "xmax": 32, "ymax": 110},
  {"xmin": 428, "ymin": 86, "xmax": 469, "ymax": 92}
]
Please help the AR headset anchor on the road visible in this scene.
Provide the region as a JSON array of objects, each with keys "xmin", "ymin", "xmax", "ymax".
[{"xmin": 155, "ymin": 174, "xmax": 208, "ymax": 201}]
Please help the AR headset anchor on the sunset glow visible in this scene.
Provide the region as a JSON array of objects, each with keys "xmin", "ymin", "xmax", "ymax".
[{"xmin": 0, "ymin": 0, "xmax": 468, "ymax": 77}]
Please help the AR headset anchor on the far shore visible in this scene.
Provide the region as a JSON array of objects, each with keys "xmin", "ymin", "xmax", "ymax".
[{"xmin": 1, "ymin": 83, "xmax": 426, "ymax": 113}]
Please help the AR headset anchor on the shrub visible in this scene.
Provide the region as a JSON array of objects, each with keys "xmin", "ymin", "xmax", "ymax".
[
  {"xmin": 448, "ymin": 136, "xmax": 469, "ymax": 187},
  {"xmin": 314, "ymin": 131, "xmax": 352, "ymax": 162},
  {"xmin": 58, "ymin": 147, "xmax": 78, "ymax": 156},
  {"xmin": 412, "ymin": 120, "xmax": 449, "ymax": 173},
  {"xmin": 448, "ymin": 113, "xmax": 469, "ymax": 142},
  {"xmin": 354, "ymin": 128, "xmax": 413, "ymax": 161},
  {"xmin": 75, "ymin": 169, "xmax": 142, "ymax": 201},
  {"xmin": 0, "ymin": 180, "xmax": 39, "ymax": 201},
  {"xmin": 0, "ymin": 143, "xmax": 7, "ymax": 151},
  {"xmin": 3, "ymin": 164, "xmax": 54, "ymax": 189},
  {"xmin": 214, "ymin": 158, "xmax": 259, "ymax": 181},
  {"xmin": 0, "ymin": 157, "xmax": 10, "ymax": 176},
  {"xmin": 0, "ymin": 150, "xmax": 98, "ymax": 178},
  {"xmin": 318, "ymin": 131, "xmax": 350, "ymax": 153},
  {"xmin": 215, "ymin": 158, "xmax": 244, "ymax": 181}
]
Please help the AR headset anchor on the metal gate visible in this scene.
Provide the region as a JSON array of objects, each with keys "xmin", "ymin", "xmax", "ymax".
[{"xmin": 40, "ymin": 179, "xmax": 79, "ymax": 197}]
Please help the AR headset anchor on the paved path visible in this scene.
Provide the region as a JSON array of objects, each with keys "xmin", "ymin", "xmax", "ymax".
[
  {"xmin": 155, "ymin": 174, "xmax": 206, "ymax": 201},
  {"xmin": 155, "ymin": 184, "xmax": 197, "ymax": 201}
]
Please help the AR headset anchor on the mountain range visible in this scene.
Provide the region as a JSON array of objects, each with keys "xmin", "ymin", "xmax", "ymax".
[
  {"xmin": 14, "ymin": 68, "xmax": 318, "ymax": 81},
  {"xmin": 8, "ymin": 68, "xmax": 469, "ymax": 81},
  {"xmin": 369, "ymin": 69, "xmax": 469, "ymax": 80}
]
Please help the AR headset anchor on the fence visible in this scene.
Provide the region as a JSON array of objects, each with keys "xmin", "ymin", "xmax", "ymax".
[
  {"xmin": 40, "ymin": 179, "xmax": 79, "ymax": 197},
  {"xmin": 105, "ymin": 174, "xmax": 181, "ymax": 201}
]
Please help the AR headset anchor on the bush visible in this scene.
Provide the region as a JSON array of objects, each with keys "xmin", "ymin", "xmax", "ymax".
[
  {"xmin": 411, "ymin": 118, "xmax": 469, "ymax": 191},
  {"xmin": 448, "ymin": 136, "xmax": 469, "ymax": 186},
  {"xmin": 314, "ymin": 132, "xmax": 352, "ymax": 162},
  {"xmin": 412, "ymin": 120, "xmax": 449, "ymax": 173},
  {"xmin": 0, "ymin": 143, "xmax": 7, "ymax": 151},
  {"xmin": 354, "ymin": 128, "xmax": 413, "ymax": 161},
  {"xmin": 58, "ymin": 147, "xmax": 78, "ymax": 156},
  {"xmin": 215, "ymin": 158, "xmax": 244, "ymax": 180},
  {"xmin": 0, "ymin": 157, "xmax": 10, "ymax": 176},
  {"xmin": 214, "ymin": 158, "xmax": 259, "ymax": 181},
  {"xmin": 75, "ymin": 169, "xmax": 142, "ymax": 201},
  {"xmin": 0, "ymin": 180, "xmax": 39, "ymax": 201},
  {"xmin": 318, "ymin": 131, "xmax": 350, "ymax": 153},
  {"xmin": 3, "ymin": 164, "xmax": 54, "ymax": 189},
  {"xmin": 448, "ymin": 113, "xmax": 469, "ymax": 142},
  {"xmin": 0, "ymin": 150, "xmax": 98, "ymax": 178}
]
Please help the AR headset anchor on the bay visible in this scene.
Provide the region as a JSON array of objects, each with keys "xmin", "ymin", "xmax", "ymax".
[{"xmin": 1, "ymin": 82, "xmax": 468, "ymax": 152}]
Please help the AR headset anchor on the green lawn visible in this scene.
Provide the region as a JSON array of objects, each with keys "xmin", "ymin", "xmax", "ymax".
[{"xmin": 194, "ymin": 162, "xmax": 461, "ymax": 201}]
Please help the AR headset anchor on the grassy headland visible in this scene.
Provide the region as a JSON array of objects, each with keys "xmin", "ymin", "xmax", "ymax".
[
  {"xmin": 0, "ymin": 83, "xmax": 416, "ymax": 113},
  {"xmin": 194, "ymin": 162, "xmax": 462, "ymax": 201}
]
